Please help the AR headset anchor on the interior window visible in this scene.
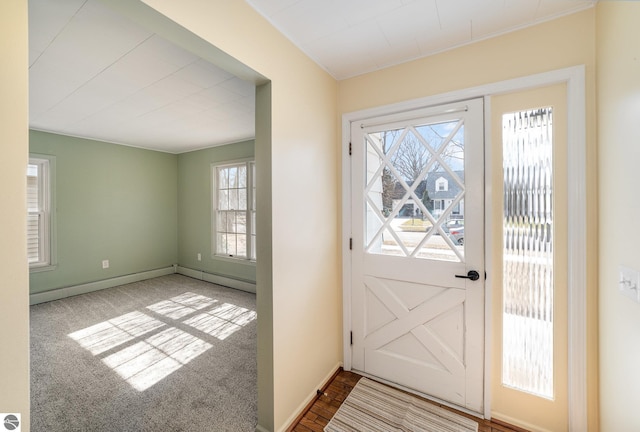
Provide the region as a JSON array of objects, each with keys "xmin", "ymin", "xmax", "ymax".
[
  {"xmin": 213, "ymin": 160, "xmax": 256, "ymax": 261},
  {"xmin": 28, "ymin": 156, "xmax": 53, "ymax": 269}
]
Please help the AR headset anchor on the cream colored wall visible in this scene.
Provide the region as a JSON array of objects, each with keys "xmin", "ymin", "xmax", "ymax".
[
  {"xmin": 597, "ymin": 3, "xmax": 640, "ymax": 430},
  {"xmin": 339, "ymin": 9, "xmax": 599, "ymax": 431},
  {"xmin": 134, "ymin": 1, "xmax": 341, "ymax": 431},
  {"xmin": 0, "ymin": 1, "xmax": 30, "ymax": 430}
]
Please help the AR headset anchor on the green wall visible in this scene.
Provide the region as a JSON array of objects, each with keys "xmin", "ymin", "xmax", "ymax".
[
  {"xmin": 177, "ymin": 140, "xmax": 256, "ymax": 283},
  {"xmin": 29, "ymin": 130, "xmax": 178, "ymax": 294}
]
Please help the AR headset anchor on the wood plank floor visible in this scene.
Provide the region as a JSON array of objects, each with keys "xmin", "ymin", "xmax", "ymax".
[{"xmin": 288, "ymin": 369, "xmax": 529, "ymax": 432}]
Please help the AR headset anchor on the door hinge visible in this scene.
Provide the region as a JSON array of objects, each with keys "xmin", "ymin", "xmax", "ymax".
[
  {"xmin": 350, "ymin": 331, "xmax": 353, "ymax": 345},
  {"xmin": 349, "ymin": 142, "xmax": 352, "ymax": 156},
  {"xmin": 349, "ymin": 238, "xmax": 353, "ymax": 250}
]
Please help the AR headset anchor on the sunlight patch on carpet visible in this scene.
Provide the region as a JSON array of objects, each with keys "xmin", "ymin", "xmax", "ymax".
[{"xmin": 68, "ymin": 292, "xmax": 256, "ymax": 391}]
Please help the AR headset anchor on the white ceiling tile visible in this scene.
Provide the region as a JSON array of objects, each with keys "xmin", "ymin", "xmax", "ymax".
[
  {"xmin": 148, "ymin": 74, "xmax": 203, "ymax": 100},
  {"xmin": 48, "ymin": 0, "xmax": 152, "ymax": 68},
  {"xmin": 377, "ymin": 1, "xmax": 440, "ymax": 48},
  {"xmin": 269, "ymin": 0, "xmax": 350, "ymax": 45},
  {"xmin": 435, "ymin": 0, "xmax": 504, "ymax": 28},
  {"xmin": 28, "ymin": 0, "xmax": 86, "ymax": 65},
  {"xmin": 219, "ymin": 77, "xmax": 255, "ymax": 97},
  {"xmin": 29, "ymin": 62, "xmax": 85, "ymax": 118},
  {"xmin": 303, "ymin": 20, "xmax": 390, "ymax": 75},
  {"xmin": 176, "ymin": 60, "xmax": 233, "ymax": 88},
  {"xmin": 471, "ymin": 4, "xmax": 535, "ymax": 40},
  {"xmin": 373, "ymin": 40, "xmax": 422, "ymax": 70},
  {"xmin": 130, "ymin": 34, "xmax": 199, "ymax": 68},
  {"xmin": 340, "ymin": 0, "xmax": 405, "ymax": 28},
  {"xmin": 200, "ymin": 85, "xmax": 246, "ymax": 105},
  {"xmin": 182, "ymin": 93, "xmax": 221, "ymax": 111},
  {"xmin": 31, "ymin": 0, "xmax": 597, "ymax": 151},
  {"xmin": 416, "ymin": 19, "xmax": 472, "ymax": 56}
]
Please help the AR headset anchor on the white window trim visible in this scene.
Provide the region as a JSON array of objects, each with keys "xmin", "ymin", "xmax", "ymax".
[
  {"xmin": 211, "ymin": 158, "xmax": 256, "ymax": 263},
  {"xmin": 341, "ymin": 66, "xmax": 586, "ymax": 428},
  {"xmin": 28, "ymin": 154, "xmax": 57, "ymax": 272}
]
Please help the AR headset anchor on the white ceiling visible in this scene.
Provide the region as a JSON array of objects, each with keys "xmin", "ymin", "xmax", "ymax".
[
  {"xmin": 246, "ymin": 0, "xmax": 597, "ymax": 80},
  {"xmin": 29, "ymin": 0, "xmax": 256, "ymax": 153},
  {"xmin": 29, "ymin": 0, "xmax": 597, "ymax": 153}
]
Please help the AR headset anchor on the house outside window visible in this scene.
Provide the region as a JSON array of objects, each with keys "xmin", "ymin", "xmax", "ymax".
[
  {"xmin": 28, "ymin": 155, "xmax": 55, "ymax": 270},
  {"xmin": 213, "ymin": 160, "xmax": 256, "ymax": 261}
]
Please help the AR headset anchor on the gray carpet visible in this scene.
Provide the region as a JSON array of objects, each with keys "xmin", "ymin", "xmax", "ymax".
[{"xmin": 30, "ymin": 274, "xmax": 257, "ymax": 431}]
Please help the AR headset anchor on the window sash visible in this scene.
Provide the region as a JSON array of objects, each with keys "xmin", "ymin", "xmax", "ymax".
[
  {"xmin": 213, "ymin": 161, "xmax": 255, "ymax": 261},
  {"xmin": 28, "ymin": 158, "xmax": 50, "ymax": 267}
]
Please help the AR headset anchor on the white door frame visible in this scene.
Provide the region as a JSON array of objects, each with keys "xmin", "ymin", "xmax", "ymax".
[{"xmin": 341, "ymin": 65, "xmax": 586, "ymax": 429}]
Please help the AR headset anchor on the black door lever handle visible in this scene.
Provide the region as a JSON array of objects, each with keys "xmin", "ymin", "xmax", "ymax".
[{"xmin": 455, "ymin": 270, "xmax": 480, "ymax": 281}]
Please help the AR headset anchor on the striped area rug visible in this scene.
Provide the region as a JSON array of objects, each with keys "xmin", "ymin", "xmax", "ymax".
[{"xmin": 324, "ymin": 378, "xmax": 478, "ymax": 432}]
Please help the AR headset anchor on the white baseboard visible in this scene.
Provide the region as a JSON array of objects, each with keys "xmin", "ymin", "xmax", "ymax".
[
  {"xmin": 278, "ymin": 362, "xmax": 343, "ymax": 432},
  {"xmin": 176, "ymin": 266, "xmax": 256, "ymax": 293},
  {"xmin": 255, "ymin": 425, "xmax": 270, "ymax": 432},
  {"xmin": 491, "ymin": 411, "xmax": 554, "ymax": 432},
  {"xmin": 29, "ymin": 266, "xmax": 176, "ymax": 305}
]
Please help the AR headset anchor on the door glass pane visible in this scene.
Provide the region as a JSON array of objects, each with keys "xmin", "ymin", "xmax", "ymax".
[
  {"xmin": 502, "ymin": 107, "xmax": 554, "ymax": 399},
  {"xmin": 364, "ymin": 119, "xmax": 465, "ymax": 262}
]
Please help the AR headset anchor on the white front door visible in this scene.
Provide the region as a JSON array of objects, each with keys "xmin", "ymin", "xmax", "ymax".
[{"xmin": 349, "ymin": 98, "xmax": 485, "ymax": 413}]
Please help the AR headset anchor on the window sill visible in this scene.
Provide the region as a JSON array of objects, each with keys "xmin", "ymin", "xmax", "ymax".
[
  {"xmin": 29, "ymin": 264, "xmax": 57, "ymax": 273},
  {"xmin": 212, "ymin": 255, "xmax": 256, "ymax": 266}
]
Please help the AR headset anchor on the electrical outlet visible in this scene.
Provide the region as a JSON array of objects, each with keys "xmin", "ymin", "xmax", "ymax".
[
  {"xmin": 102, "ymin": 259, "xmax": 110, "ymax": 269},
  {"xmin": 197, "ymin": 253, "xmax": 202, "ymax": 261},
  {"xmin": 619, "ymin": 265, "xmax": 639, "ymax": 302}
]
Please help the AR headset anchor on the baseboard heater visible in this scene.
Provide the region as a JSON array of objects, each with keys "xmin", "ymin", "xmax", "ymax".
[
  {"xmin": 30, "ymin": 265, "xmax": 256, "ymax": 305},
  {"xmin": 29, "ymin": 266, "xmax": 176, "ymax": 305},
  {"xmin": 176, "ymin": 266, "xmax": 256, "ymax": 294}
]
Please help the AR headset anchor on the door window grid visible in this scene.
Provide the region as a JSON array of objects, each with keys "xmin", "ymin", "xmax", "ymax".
[
  {"xmin": 213, "ymin": 161, "xmax": 255, "ymax": 261},
  {"xmin": 502, "ymin": 107, "xmax": 554, "ymax": 399},
  {"xmin": 363, "ymin": 120, "xmax": 466, "ymax": 262}
]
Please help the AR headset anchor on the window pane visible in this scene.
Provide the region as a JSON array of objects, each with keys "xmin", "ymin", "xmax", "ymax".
[
  {"xmin": 236, "ymin": 212, "xmax": 246, "ymax": 234},
  {"xmin": 226, "ymin": 212, "xmax": 235, "ymax": 233},
  {"xmin": 213, "ymin": 161, "xmax": 255, "ymax": 261},
  {"xmin": 228, "ymin": 167, "xmax": 238, "ymax": 188},
  {"xmin": 226, "ymin": 234, "xmax": 237, "ymax": 256},
  {"xmin": 27, "ymin": 164, "xmax": 39, "ymax": 211},
  {"xmin": 218, "ymin": 190, "xmax": 229, "ymax": 210},
  {"xmin": 219, "ymin": 168, "xmax": 229, "ymax": 189},
  {"xmin": 363, "ymin": 121, "xmax": 465, "ymax": 263},
  {"xmin": 27, "ymin": 213, "xmax": 40, "ymax": 263},
  {"xmin": 229, "ymin": 189, "xmax": 239, "ymax": 210},
  {"xmin": 238, "ymin": 189, "xmax": 247, "ymax": 211},
  {"xmin": 28, "ymin": 157, "xmax": 52, "ymax": 268},
  {"xmin": 238, "ymin": 165, "xmax": 247, "ymax": 188},
  {"xmin": 236, "ymin": 233, "xmax": 247, "ymax": 257},
  {"xmin": 502, "ymin": 107, "xmax": 554, "ymax": 399},
  {"xmin": 217, "ymin": 233, "xmax": 227, "ymax": 255},
  {"xmin": 217, "ymin": 212, "xmax": 227, "ymax": 233}
]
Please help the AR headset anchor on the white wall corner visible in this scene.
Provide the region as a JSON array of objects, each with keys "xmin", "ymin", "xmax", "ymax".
[{"xmin": 278, "ymin": 362, "xmax": 343, "ymax": 432}]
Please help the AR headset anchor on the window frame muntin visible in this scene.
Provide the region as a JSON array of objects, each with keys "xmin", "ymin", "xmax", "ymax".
[
  {"xmin": 211, "ymin": 158, "xmax": 256, "ymax": 263},
  {"xmin": 28, "ymin": 154, "xmax": 56, "ymax": 272}
]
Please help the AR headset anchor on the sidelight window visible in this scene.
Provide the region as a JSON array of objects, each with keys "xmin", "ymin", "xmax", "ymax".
[{"xmin": 502, "ymin": 107, "xmax": 554, "ymax": 399}]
